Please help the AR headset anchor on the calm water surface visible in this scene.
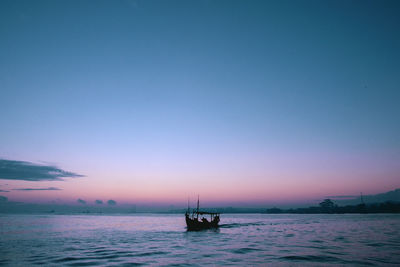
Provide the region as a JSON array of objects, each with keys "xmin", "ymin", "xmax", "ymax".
[{"xmin": 1, "ymin": 214, "xmax": 399, "ymax": 266}]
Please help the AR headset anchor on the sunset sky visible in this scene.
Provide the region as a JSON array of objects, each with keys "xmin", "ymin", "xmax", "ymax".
[{"xmin": 1, "ymin": 0, "xmax": 399, "ymax": 206}]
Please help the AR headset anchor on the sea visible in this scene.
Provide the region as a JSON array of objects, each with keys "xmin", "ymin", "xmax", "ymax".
[{"xmin": 0, "ymin": 213, "xmax": 399, "ymax": 266}]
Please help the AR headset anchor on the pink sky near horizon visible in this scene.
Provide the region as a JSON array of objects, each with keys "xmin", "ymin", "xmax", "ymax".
[{"xmin": 2, "ymin": 145, "xmax": 399, "ymax": 206}]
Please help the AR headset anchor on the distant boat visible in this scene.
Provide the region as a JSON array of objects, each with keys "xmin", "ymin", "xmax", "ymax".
[{"xmin": 185, "ymin": 197, "xmax": 220, "ymax": 231}]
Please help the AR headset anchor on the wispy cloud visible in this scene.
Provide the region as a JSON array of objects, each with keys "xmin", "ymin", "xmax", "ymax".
[
  {"xmin": 12, "ymin": 187, "xmax": 62, "ymax": 191},
  {"xmin": 0, "ymin": 159, "xmax": 84, "ymax": 181}
]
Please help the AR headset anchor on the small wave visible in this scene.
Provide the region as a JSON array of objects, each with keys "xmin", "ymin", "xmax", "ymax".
[
  {"xmin": 134, "ymin": 251, "xmax": 168, "ymax": 257},
  {"xmin": 0, "ymin": 259, "xmax": 10, "ymax": 266},
  {"xmin": 367, "ymin": 257, "xmax": 397, "ymax": 264},
  {"xmin": 90, "ymin": 248, "xmax": 112, "ymax": 254},
  {"xmin": 282, "ymin": 255, "xmax": 374, "ymax": 265},
  {"xmin": 280, "ymin": 255, "xmax": 340, "ymax": 263},
  {"xmin": 53, "ymin": 253, "xmax": 132, "ymax": 264},
  {"xmin": 326, "ymin": 250, "xmax": 346, "ymax": 256},
  {"xmin": 219, "ymin": 222, "xmax": 265, "ymax": 228},
  {"xmin": 232, "ymin": 247, "xmax": 262, "ymax": 254},
  {"xmin": 118, "ymin": 263, "xmax": 144, "ymax": 266},
  {"xmin": 53, "ymin": 257, "xmax": 80, "ymax": 263},
  {"xmin": 67, "ymin": 261, "xmax": 100, "ymax": 266},
  {"xmin": 311, "ymin": 239, "xmax": 324, "ymax": 243},
  {"xmin": 95, "ymin": 254, "xmax": 121, "ymax": 260},
  {"xmin": 366, "ymin": 242, "xmax": 385, "ymax": 247},
  {"xmin": 200, "ymin": 253, "xmax": 220, "ymax": 258},
  {"xmin": 27, "ymin": 255, "xmax": 56, "ymax": 264}
]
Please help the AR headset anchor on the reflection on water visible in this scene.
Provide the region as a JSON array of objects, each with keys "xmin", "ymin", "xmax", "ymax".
[{"xmin": 1, "ymin": 214, "xmax": 399, "ymax": 265}]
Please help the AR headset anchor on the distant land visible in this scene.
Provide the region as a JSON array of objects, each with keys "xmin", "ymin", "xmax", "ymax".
[
  {"xmin": 332, "ymin": 188, "xmax": 400, "ymax": 206},
  {"xmin": 0, "ymin": 189, "xmax": 399, "ymax": 214},
  {"xmin": 170, "ymin": 188, "xmax": 400, "ymax": 214},
  {"xmin": 270, "ymin": 200, "xmax": 400, "ymax": 214}
]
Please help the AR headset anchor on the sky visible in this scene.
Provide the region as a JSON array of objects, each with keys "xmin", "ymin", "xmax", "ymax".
[{"xmin": 0, "ymin": 0, "xmax": 399, "ymax": 207}]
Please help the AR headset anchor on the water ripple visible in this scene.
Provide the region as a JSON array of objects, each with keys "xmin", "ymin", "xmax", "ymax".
[
  {"xmin": 280, "ymin": 255, "xmax": 341, "ymax": 263},
  {"xmin": 1, "ymin": 214, "xmax": 399, "ymax": 266}
]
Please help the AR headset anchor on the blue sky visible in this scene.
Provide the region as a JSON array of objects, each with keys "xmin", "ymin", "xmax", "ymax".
[{"xmin": 0, "ymin": 0, "xmax": 399, "ymax": 204}]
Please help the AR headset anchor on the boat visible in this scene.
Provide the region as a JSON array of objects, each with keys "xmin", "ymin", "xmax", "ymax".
[{"xmin": 185, "ymin": 197, "xmax": 220, "ymax": 231}]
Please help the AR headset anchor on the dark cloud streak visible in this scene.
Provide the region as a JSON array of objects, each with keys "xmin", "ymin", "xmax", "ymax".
[
  {"xmin": 12, "ymin": 187, "xmax": 62, "ymax": 191},
  {"xmin": 0, "ymin": 159, "xmax": 84, "ymax": 181}
]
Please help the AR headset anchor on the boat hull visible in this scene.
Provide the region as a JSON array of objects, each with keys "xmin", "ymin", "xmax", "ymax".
[{"xmin": 185, "ymin": 214, "xmax": 219, "ymax": 231}]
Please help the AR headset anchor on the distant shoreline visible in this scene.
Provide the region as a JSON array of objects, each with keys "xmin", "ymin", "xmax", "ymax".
[
  {"xmin": 168, "ymin": 201, "xmax": 400, "ymax": 214},
  {"xmin": 1, "ymin": 201, "xmax": 399, "ymax": 215}
]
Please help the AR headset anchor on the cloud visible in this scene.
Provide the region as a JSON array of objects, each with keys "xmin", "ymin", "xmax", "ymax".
[
  {"xmin": 12, "ymin": 187, "xmax": 61, "ymax": 191},
  {"xmin": 0, "ymin": 159, "xmax": 84, "ymax": 181},
  {"xmin": 0, "ymin": 196, "xmax": 8, "ymax": 202},
  {"xmin": 0, "ymin": 189, "xmax": 9, "ymax": 192},
  {"xmin": 95, "ymin": 200, "xmax": 103, "ymax": 205},
  {"xmin": 77, "ymin": 198, "xmax": 86, "ymax": 204},
  {"xmin": 107, "ymin": 199, "xmax": 117, "ymax": 206}
]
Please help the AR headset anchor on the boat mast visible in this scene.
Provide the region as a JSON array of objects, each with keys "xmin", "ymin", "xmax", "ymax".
[{"xmin": 197, "ymin": 195, "xmax": 199, "ymax": 220}]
